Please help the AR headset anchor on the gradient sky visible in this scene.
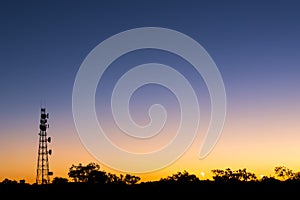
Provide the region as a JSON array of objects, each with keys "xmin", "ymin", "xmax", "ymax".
[{"xmin": 1, "ymin": 0, "xmax": 300, "ymax": 184}]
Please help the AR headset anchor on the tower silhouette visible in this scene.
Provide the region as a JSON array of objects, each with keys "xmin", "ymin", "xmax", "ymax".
[{"xmin": 36, "ymin": 107, "xmax": 53, "ymax": 184}]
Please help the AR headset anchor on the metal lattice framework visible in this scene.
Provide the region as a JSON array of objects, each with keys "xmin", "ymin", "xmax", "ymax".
[{"xmin": 36, "ymin": 107, "xmax": 53, "ymax": 184}]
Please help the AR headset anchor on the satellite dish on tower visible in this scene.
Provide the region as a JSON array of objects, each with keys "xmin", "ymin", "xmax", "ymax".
[{"xmin": 36, "ymin": 107, "xmax": 53, "ymax": 185}]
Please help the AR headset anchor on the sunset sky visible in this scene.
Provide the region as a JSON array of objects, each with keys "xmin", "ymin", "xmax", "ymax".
[{"xmin": 1, "ymin": 0, "xmax": 300, "ymax": 184}]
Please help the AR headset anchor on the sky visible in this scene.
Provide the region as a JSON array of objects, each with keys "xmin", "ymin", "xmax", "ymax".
[{"xmin": 0, "ymin": 0, "xmax": 300, "ymax": 184}]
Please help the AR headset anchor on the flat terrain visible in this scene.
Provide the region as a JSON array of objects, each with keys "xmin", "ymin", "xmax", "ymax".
[{"xmin": 1, "ymin": 180, "xmax": 300, "ymax": 199}]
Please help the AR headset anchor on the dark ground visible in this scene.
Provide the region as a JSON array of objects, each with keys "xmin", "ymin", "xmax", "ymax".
[{"xmin": 1, "ymin": 180, "xmax": 300, "ymax": 199}]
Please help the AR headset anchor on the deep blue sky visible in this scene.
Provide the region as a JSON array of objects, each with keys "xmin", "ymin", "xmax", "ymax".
[
  {"xmin": 1, "ymin": 0, "xmax": 300, "ymax": 183},
  {"xmin": 1, "ymin": 0, "xmax": 299, "ymax": 121}
]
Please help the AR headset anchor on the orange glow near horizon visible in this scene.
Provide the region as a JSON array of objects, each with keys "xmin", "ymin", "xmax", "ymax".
[{"xmin": 1, "ymin": 106, "xmax": 299, "ymax": 185}]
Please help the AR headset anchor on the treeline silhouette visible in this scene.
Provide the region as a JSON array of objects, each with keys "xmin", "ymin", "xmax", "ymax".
[{"xmin": 1, "ymin": 163, "xmax": 300, "ymax": 198}]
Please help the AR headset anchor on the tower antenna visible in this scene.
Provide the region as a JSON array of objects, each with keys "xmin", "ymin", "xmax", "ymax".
[{"xmin": 36, "ymin": 106, "xmax": 53, "ymax": 184}]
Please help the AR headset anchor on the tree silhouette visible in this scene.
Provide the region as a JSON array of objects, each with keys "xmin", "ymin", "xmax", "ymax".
[
  {"xmin": 160, "ymin": 170, "xmax": 199, "ymax": 183},
  {"xmin": 87, "ymin": 170, "xmax": 107, "ymax": 184},
  {"xmin": 211, "ymin": 168, "xmax": 257, "ymax": 182},
  {"xmin": 1, "ymin": 178, "xmax": 17, "ymax": 185},
  {"xmin": 292, "ymin": 172, "xmax": 300, "ymax": 181},
  {"xmin": 123, "ymin": 174, "xmax": 141, "ymax": 185},
  {"xmin": 52, "ymin": 177, "xmax": 69, "ymax": 184},
  {"xmin": 68, "ymin": 162, "xmax": 102, "ymax": 183},
  {"xmin": 106, "ymin": 172, "xmax": 122, "ymax": 184},
  {"xmin": 260, "ymin": 175, "xmax": 280, "ymax": 183},
  {"xmin": 274, "ymin": 166, "xmax": 295, "ymax": 180},
  {"xmin": 67, "ymin": 162, "xmax": 141, "ymax": 185}
]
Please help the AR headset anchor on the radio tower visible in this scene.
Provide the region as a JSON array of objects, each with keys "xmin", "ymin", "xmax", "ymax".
[{"xmin": 36, "ymin": 107, "xmax": 53, "ymax": 184}]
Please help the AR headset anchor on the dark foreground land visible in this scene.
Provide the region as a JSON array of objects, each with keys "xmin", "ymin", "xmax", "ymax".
[{"xmin": 1, "ymin": 180, "xmax": 300, "ymax": 199}]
